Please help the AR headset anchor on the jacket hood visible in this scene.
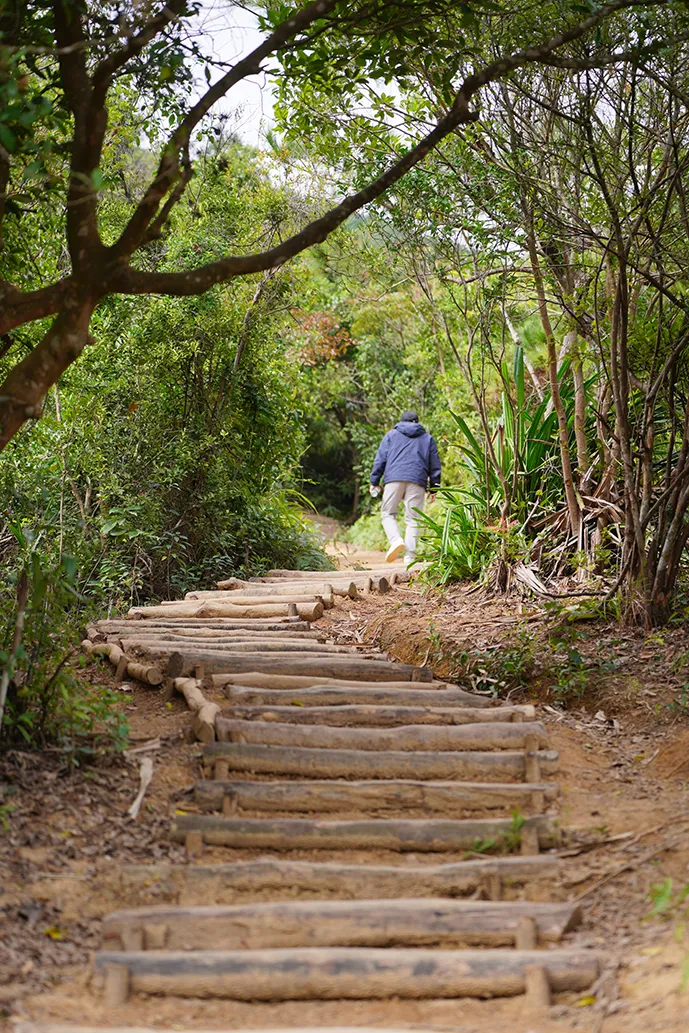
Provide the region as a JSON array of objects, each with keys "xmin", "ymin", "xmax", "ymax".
[{"xmin": 395, "ymin": 420, "xmax": 426, "ymax": 438}]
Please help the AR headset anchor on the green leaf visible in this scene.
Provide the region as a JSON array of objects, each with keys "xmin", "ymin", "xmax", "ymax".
[{"xmin": 0, "ymin": 123, "xmax": 17, "ymax": 152}]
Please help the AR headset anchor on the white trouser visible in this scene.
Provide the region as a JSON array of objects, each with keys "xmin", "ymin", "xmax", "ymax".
[{"xmin": 381, "ymin": 481, "xmax": 426, "ymax": 558}]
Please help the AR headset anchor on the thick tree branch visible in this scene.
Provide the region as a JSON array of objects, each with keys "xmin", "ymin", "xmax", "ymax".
[
  {"xmin": 0, "ymin": 279, "xmax": 73, "ymax": 336},
  {"xmin": 112, "ymin": 0, "xmax": 656, "ymax": 296},
  {"xmin": 111, "ymin": 0, "xmax": 340, "ymax": 259},
  {"xmin": 111, "ymin": 95, "xmax": 479, "ymax": 296},
  {"xmin": 0, "ymin": 296, "xmax": 95, "ymax": 450},
  {"xmin": 52, "ymin": 0, "xmax": 102, "ymax": 267}
]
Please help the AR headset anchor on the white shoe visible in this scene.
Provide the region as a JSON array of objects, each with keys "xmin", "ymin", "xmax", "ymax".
[
  {"xmin": 404, "ymin": 553, "xmax": 415, "ymax": 566},
  {"xmin": 385, "ymin": 541, "xmax": 405, "ymax": 563}
]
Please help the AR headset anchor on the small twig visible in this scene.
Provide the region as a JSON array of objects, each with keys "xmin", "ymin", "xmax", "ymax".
[
  {"xmin": 123, "ymin": 737, "xmax": 161, "ymax": 758},
  {"xmin": 127, "ymin": 756, "xmax": 153, "ymax": 820},
  {"xmin": 574, "ymin": 835, "xmax": 683, "ymax": 903},
  {"xmin": 558, "ymin": 831, "xmax": 634, "ymax": 858}
]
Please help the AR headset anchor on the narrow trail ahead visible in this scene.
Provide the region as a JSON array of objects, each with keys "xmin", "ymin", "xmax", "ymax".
[{"xmin": 15, "ymin": 552, "xmax": 604, "ymax": 1033}]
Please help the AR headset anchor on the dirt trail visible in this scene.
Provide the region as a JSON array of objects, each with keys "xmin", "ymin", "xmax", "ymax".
[{"xmin": 3, "ymin": 543, "xmax": 689, "ymax": 1033}]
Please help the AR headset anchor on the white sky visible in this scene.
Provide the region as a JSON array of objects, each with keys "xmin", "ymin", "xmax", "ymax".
[{"xmin": 193, "ymin": 2, "xmax": 276, "ymax": 147}]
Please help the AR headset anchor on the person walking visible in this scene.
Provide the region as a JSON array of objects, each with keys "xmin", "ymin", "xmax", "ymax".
[{"xmin": 369, "ymin": 410, "xmax": 441, "ymax": 564}]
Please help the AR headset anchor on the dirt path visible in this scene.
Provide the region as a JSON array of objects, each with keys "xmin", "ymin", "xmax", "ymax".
[{"xmin": 3, "ymin": 548, "xmax": 689, "ymax": 1033}]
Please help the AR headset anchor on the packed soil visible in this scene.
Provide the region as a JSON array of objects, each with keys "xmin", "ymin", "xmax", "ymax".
[{"xmin": 3, "ymin": 545, "xmax": 689, "ymax": 1032}]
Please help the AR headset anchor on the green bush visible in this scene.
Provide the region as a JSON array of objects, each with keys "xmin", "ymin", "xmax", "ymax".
[
  {"xmin": 416, "ymin": 493, "xmax": 497, "ymax": 582},
  {"xmin": 0, "ymin": 528, "xmax": 129, "ymax": 756}
]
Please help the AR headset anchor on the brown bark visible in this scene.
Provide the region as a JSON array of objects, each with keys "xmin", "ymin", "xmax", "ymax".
[
  {"xmin": 563, "ymin": 330, "xmax": 591, "ymax": 479},
  {"xmin": 223, "ymin": 703, "xmax": 535, "ymax": 726},
  {"xmin": 172, "ymin": 677, "xmax": 220, "ymax": 743},
  {"xmin": 261, "ymin": 569, "xmax": 402, "ymax": 580},
  {"xmin": 221, "ymin": 684, "xmax": 485, "ymax": 707},
  {"xmin": 96, "ymin": 618, "xmax": 308, "ymax": 631},
  {"xmin": 130, "ymin": 647, "xmax": 426, "ymax": 682},
  {"xmin": 127, "ymin": 601, "xmax": 325, "ymax": 621},
  {"xmin": 216, "ymin": 718, "xmax": 548, "ymax": 752},
  {"xmin": 0, "ymin": 299, "xmax": 95, "ymax": 450},
  {"xmin": 81, "ymin": 640, "xmax": 163, "ymax": 686},
  {"xmin": 200, "ymin": 582, "xmax": 358, "ymax": 598},
  {"xmin": 180, "ymin": 592, "xmax": 335, "ymax": 607},
  {"xmin": 118, "ymin": 855, "xmax": 561, "ymax": 906},
  {"xmin": 212, "ymin": 672, "xmax": 468, "ymax": 692},
  {"xmin": 171, "ymin": 813, "xmax": 556, "ymax": 852},
  {"xmin": 194, "ymin": 777, "xmax": 557, "ymax": 815},
  {"xmin": 93, "ymin": 945, "xmax": 598, "ymax": 1001},
  {"xmin": 525, "ymin": 228, "xmax": 581, "ymax": 537},
  {"xmin": 120, "ymin": 637, "xmax": 365, "ymax": 656},
  {"xmin": 203, "ymin": 741, "xmax": 559, "ymax": 782},
  {"xmin": 103, "ymin": 899, "xmax": 580, "ymax": 953},
  {"xmin": 94, "ymin": 626, "xmax": 323, "ymax": 642}
]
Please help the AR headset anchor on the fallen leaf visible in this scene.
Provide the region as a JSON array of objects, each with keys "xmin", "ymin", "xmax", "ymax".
[
  {"xmin": 576, "ymin": 995, "xmax": 597, "ymax": 1007},
  {"xmin": 43, "ymin": 926, "xmax": 64, "ymax": 940}
]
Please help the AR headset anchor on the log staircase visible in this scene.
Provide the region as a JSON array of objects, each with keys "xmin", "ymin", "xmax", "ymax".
[{"xmin": 82, "ymin": 565, "xmax": 599, "ymax": 1023}]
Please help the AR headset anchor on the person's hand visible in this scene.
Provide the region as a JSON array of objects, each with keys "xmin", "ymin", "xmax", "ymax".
[{"xmin": 369, "ymin": 484, "xmax": 381, "ymax": 497}]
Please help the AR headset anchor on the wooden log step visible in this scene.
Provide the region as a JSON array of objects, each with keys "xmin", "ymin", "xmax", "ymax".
[
  {"xmin": 98, "ymin": 628, "xmax": 326, "ymax": 643},
  {"xmin": 215, "ymin": 719, "xmax": 549, "ymax": 752},
  {"xmin": 81, "ymin": 641, "xmax": 163, "ymax": 686},
  {"xmin": 188, "ymin": 584, "xmax": 357, "ymax": 600},
  {"xmin": 170, "ymin": 814, "xmax": 556, "ymax": 852},
  {"xmin": 156, "ymin": 593, "xmax": 334, "ymax": 606},
  {"xmin": 119, "ymin": 855, "xmax": 562, "ymax": 905},
  {"xmin": 193, "ymin": 778, "xmax": 559, "ymax": 815},
  {"xmin": 173, "ymin": 678, "xmax": 220, "ymax": 743},
  {"xmin": 218, "ymin": 578, "xmax": 363, "ymax": 595},
  {"xmin": 262, "ymin": 568, "xmax": 407, "ymax": 578},
  {"xmin": 148, "ymin": 653, "xmax": 431, "ymax": 682},
  {"xmin": 224, "ymin": 703, "xmax": 534, "ymax": 726},
  {"xmin": 127, "ymin": 601, "xmax": 324, "ymax": 621},
  {"xmin": 121, "ymin": 638, "xmax": 375, "ymax": 657},
  {"xmin": 93, "ymin": 946, "xmax": 599, "ymax": 1000},
  {"xmin": 95, "ymin": 618, "xmax": 308, "ymax": 630},
  {"xmin": 174, "ymin": 593, "xmax": 336, "ymax": 608},
  {"xmin": 224, "ymin": 685, "xmax": 496, "ymax": 708},
  {"xmin": 203, "ymin": 742, "xmax": 559, "ymax": 782},
  {"xmin": 102, "ymin": 898, "xmax": 582, "ymax": 952},
  {"xmin": 214, "ymin": 672, "xmax": 466, "ymax": 692}
]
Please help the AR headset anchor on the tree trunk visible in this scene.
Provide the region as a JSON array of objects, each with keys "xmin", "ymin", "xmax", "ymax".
[
  {"xmin": 93, "ymin": 945, "xmax": 599, "ymax": 1001},
  {"xmin": 0, "ymin": 299, "xmax": 95, "ymax": 450},
  {"xmin": 563, "ymin": 330, "xmax": 590, "ymax": 480},
  {"xmin": 525, "ymin": 229, "xmax": 581, "ymax": 538}
]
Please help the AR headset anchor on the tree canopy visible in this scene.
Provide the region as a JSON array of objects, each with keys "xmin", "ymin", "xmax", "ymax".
[{"xmin": 1, "ymin": 0, "xmax": 683, "ymax": 448}]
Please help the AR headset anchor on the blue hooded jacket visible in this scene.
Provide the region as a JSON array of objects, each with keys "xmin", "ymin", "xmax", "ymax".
[{"xmin": 370, "ymin": 421, "xmax": 441, "ymax": 490}]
